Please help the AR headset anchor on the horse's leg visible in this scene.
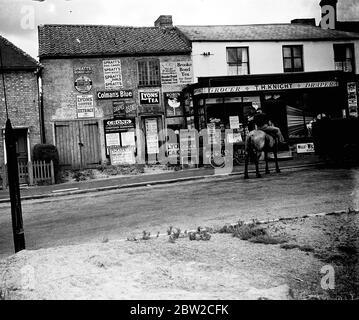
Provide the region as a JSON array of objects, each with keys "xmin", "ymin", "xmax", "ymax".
[
  {"xmin": 265, "ymin": 149, "xmax": 270, "ymax": 174},
  {"xmin": 264, "ymin": 136, "xmax": 270, "ymax": 174},
  {"xmin": 255, "ymin": 151, "xmax": 261, "ymax": 178},
  {"xmin": 244, "ymin": 148, "xmax": 249, "ymax": 179},
  {"xmin": 274, "ymin": 139, "xmax": 281, "ymax": 173}
]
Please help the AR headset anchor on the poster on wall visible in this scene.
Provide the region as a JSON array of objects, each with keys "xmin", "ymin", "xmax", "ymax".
[
  {"xmin": 121, "ymin": 131, "xmax": 136, "ymax": 146},
  {"xmin": 103, "ymin": 59, "xmax": 123, "ymax": 90},
  {"xmin": 104, "ymin": 119, "xmax": 135, "ymax": 132},
  {"xmin": 139, "ymin": 91, "xmax": 160, "ymax": 105},
  {"xmin": 229, "ymin": 116, "xmax": 240, "ymax": 129},
  {"xmin": 160, "ymin": 61, "xmax": 193, "ymax": 85},
  {"xmin": 74, "ymin": 76, "xmax": 92, "ymax": 93},
  {"xmin": 347, "ymin": 82, "xmax": 358, "ymax": 117},
  {"xmin": 176, "ymin": 61, "xmax": 193, "ymax": 84},
  {"xmin": 164, "ymin": 92, "xmax": 183, "ymax": 116},
  {"xmin": 145, "ymin": 118, "xmax": 159, "ymax": 154},
  {"xmin": 110, "ymin": 146, "xmax": 136, "ymax": 165},
  {"xmin": 76, "ymin": 95, "xmax": 94, "ymax": 118},
  {"xmin": 105, "ymin": 133, "xmax": 121, "ymax": 154}
]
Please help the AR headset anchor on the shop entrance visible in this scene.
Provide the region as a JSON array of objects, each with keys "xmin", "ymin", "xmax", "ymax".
[{"xmin": 263, "ymin": 99, "xmax": 289, "ymax": 140}]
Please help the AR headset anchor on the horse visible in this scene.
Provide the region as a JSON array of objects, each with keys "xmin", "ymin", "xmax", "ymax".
[{"xmin": 244, "ymin": 129, "xmax": 281, "ymax": 179}]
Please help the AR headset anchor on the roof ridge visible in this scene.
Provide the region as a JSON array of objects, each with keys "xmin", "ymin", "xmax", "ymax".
[
  {"xmin": 39, "ymin": 24, "xmax": 174, "ymax": 29},
  {"xmin": 0, "ymin": 34, "xmax": 39, "ymax": 66}
]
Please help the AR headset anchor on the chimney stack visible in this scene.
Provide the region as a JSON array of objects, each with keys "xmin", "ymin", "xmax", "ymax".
[
  {"xmin": 154, "ymin": 15, "xmax": 173, "ymax": 28},
  {"xmin": 320, "ymin": 0, "xmax": 338, "ymax": 29}
]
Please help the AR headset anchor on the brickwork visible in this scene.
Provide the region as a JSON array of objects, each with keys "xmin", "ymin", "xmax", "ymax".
[
  {"xmin": 0, "ymin": 70, "xmax": 41, "ymax": 166},
  {"xmin": 41, "ymin": 54, "xmax": 192, "ymax": 165}
]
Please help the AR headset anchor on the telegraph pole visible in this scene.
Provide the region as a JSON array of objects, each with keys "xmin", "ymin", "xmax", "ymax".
[{"xmin": 1, "ymin": 41, "xmax": 26, "ymax": 253}]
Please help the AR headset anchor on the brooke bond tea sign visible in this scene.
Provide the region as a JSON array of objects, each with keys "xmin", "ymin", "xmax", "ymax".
[
  {"xmin": 160, "ymin": 61, "xmax": 193, "ymax": 85},
  {"xmin": 103, "ymin": 59, "xmax": 123, "ymax": 90},
  {"xmin": 76, "ymin": 95, "xmax": 94, "ymax": 118},
  {"xmin": 139, "ymin": 91, "xmax": 160, "ymax": 104}
]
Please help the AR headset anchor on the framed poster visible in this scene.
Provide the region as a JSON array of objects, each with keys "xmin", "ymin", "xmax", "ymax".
[
  {"xmin": 145, "ymin": 118, "xmax": 159, "ymax": 154},
  {"xmin": 76, "ymin": 95, "xmax": 94, "ymax": 118},
  {"xmin": 110, "ymin": 146, "xmax": 136, "ymax": 165},
  {"xmin": 164, "ymin": 92, "xmax": 182, "ymax": 116}
]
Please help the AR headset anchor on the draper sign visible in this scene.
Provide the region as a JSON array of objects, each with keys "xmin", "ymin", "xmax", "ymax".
[
  {"xmin": 139, "ymin": 91, "xmax": 160, "ymax": 104},
  {"xmin": 97, "ymin": 90, "xmax": 133, "ymax": 100}
]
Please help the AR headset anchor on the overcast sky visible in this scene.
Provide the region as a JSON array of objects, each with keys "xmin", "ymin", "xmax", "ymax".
[{"xmin": 0, "ymin": 0, "xmax": 358, "ymax": 60}]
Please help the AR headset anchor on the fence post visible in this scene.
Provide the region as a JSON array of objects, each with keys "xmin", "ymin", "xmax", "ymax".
[
  {"xmin": 50, "ymin": 160, "xmax": 55, "ymax": 184},
  {"xmin": 28, "ymin": 161, "xmax": 34, "ymax": 186}
]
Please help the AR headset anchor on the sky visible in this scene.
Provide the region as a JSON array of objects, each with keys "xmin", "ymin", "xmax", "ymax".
[{"xmin": 0, "ymin": 0, "xmax": 358, "ymax": 60}]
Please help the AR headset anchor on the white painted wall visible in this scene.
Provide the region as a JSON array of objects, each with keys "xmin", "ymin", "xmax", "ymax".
[{"xmin": 191, "ymin": 40, "xmax": 359, "ymax": 80}]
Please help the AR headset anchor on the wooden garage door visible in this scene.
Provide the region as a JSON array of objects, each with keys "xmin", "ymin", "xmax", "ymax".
[{"xmin": 54, "ymin": 120, "xmax": 101, "ymax": 169}]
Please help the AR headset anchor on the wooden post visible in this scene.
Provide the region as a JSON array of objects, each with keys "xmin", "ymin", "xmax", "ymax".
[
  {"xmin": 50, "ymin": 160, "xmax": 55, "ymax": 184},
  {"xmin": 5, "ymin": 119, "xmax": 25, "ymax": 253},
  {"xmin": 28, "ymin": 161, "xmax": 34, "ymax": 186}
]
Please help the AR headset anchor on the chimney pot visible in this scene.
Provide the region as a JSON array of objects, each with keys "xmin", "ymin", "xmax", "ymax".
[{"xmin": 154, "ymin": 15, "xmax": 173, "ymax": 28}]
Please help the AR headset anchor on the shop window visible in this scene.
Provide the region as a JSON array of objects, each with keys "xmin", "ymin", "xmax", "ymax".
[
  {"xmin": 138, "ymin": 60, "xmax": 161, "ymax": 87},
  {"xmin": 282, "ymin": 45, "xmax": 304, "ymax": 72},
  {"xmin": 226, "ymin": 47, "xmax": 249, "ymax": 75},
  {"xmin": 334, "ymin": 43, "xmax": 355, "ymax": 73}
]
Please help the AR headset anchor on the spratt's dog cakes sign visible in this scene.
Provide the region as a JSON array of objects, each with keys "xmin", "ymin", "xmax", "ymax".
[{"xmin": 103, "ymin": 59, "xmax": 123, "ymax": 90}]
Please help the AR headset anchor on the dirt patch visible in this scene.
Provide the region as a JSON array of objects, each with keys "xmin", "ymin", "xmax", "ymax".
[
  {"xmin": 58, "ymin": 164, "xmax": 183, "ymax": 183},
  {"xmin": 0, "ymin": 211, "xmax": 358, "ymax": 300}
]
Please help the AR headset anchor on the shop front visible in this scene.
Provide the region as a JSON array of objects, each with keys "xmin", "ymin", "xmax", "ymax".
[{"xmin": 185, "ymin": 71, "xmax": 358, "ymax": 162}]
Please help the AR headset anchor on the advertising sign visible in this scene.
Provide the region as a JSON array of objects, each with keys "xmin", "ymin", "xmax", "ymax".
[
  {"xmin": 110, "ymin": 146, "xmax": 136, "ymax": 165},
  {"xmin": 97, "ymin": 90, "xmax": 133, "ymax": 100},
  {"xmin": 104, "ymin": 118, "xmax": 135, "ymax": 132},
  {"xmin": 145, "ymin": 118, "xmax": 159, "ymax": 154},
  {"xmin": 103, "ymin": 59, "xmax": 123, "ymax": 90},
  {"xmin": 160, "ymin": 61, "xmax": 193, "ymax": 85},
  {"xmin": 74, "ymin": 76, "xmax": 92, "ymax": 93},
  {"xmin": 347, "ymin": 82, "xmax": 358, "ymax": 117},
  {"xmin": 76, "ymin": 95, "xmax": 94, "ymax": 118},
  {"xmin": 229, "ymin": 116, "xmax": 240, "ymax": 129},
  {"xmin": 139, "ymin": 91, "xmax": 160, "ymax": 105},
  {"xmin": 74, "ymin": 66, "xmax": 93, "ymax": 75},
  {"xmin": 167, "ymin": 143, "xmax": 180, "ymax": 157},
  {"xmin": 164, "ymin": 92, "xmax": 182, "ymax": 116},
  {"xmin": 176, "ymin": 61, "xmax": 193, "ymax": 84},
  {"xmin": 296, "ymin": 143, "xmax": 315, "ymax": 153},
  {"xmin": 194, "ymin": 81, "xmax": 340, "ymax": 95},
  {"xmin": 160, "ymin": 62, "xmax": 178, "ymax": 85}
]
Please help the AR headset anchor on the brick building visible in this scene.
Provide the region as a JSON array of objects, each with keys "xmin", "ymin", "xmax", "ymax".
[
  {"xmin": 0, "ymin": 35, "xmax": 42, "ymax": 184},
  {"xmin": 38, "ymin": 16, "xmax": 193, "ymax": 168}
]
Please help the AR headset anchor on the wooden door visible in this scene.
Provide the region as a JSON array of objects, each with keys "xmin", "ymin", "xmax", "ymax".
[{"xmin": 55, "ymin": 120, "xmax": 101, "ymax": 169}]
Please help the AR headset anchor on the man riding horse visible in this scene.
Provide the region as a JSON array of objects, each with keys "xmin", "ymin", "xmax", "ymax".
[{"xmin": 252, "ymin": 111, "xmax": 285, "ymax": 144}]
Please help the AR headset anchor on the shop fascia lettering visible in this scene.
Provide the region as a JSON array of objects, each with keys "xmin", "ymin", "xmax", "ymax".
[{"xmin": 193, "ymin": 81, "xmax": 339, "ymax": 95}]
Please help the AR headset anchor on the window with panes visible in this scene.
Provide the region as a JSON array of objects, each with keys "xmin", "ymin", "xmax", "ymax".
[
  {"xmin": 282, "ymin": 45, "xmax": 304, "ymax": 72},
  {"xmin": 138, "ymin": 60, "xmax": 161, "ymax": 86},
  {"xmin": 226, "ymin": 47, "xmax": 249, "ymax": 75},
  {"xmin": 334, "ymin": 43, "xmax": 355, "ymax": 73}
]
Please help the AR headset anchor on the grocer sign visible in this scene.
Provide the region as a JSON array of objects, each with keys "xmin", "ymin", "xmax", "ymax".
[
  {"xmin": 104, "ymin": 118, "xmax": 135, "ymax": 132},
  {"xmin": 139, "ymin": 91, "xmax": 160, "ymax": 104},
  {"xmin": 97, "ymin": 90, "xmax": 133, "ymax": 100}
]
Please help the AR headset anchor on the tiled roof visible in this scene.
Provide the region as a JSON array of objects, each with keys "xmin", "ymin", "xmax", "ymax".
[
  {"xmin": 177, "ymin": 23, "xmax": 359, "ymax": 41},
  {"xmin": 38, "ymin": 24, "xmax": 191, "ymax": 58},
  {"xmin": 0, "ymin": 35, "xmax": 39, "ymax": 69}
]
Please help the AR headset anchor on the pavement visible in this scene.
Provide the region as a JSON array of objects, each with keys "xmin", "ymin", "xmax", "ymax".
[{"xmin": 0, "ymin": 154, "xmax": 325, "ymax": 203}]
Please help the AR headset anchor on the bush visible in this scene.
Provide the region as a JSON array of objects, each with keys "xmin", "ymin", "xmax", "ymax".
[{"xmin": 32, "ymin": 144, "xmax": 60, "ymax": 182}]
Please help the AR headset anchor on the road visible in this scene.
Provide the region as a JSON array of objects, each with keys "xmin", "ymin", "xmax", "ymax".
[{"xmin": 1, "ymin": 166, "xmax": 359, "ymax": 258}]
